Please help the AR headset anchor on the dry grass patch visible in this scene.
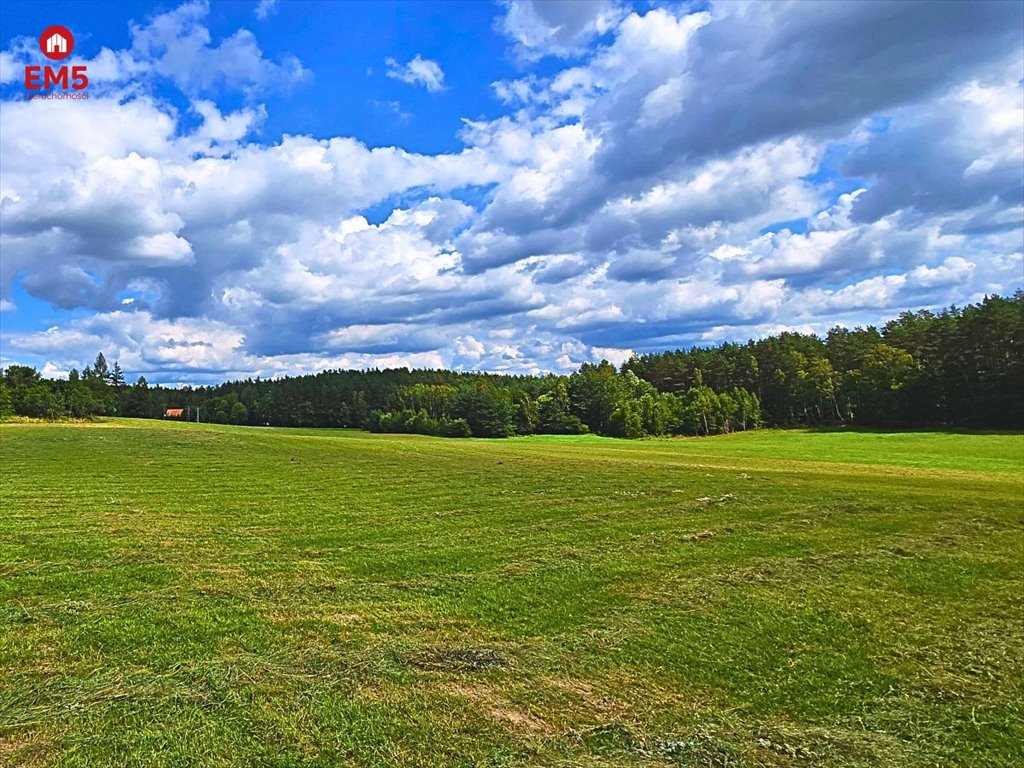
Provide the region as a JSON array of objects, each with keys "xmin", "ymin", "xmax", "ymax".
[{"xmin": 442, "ymin": 681, "xmax": 554, "ymax": 736}]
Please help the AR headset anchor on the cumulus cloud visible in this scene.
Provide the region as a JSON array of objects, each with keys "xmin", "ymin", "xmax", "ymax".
[
  {"xmin": 0, "ymin": 0, "xmax": 309, "ymax": 97},
  {"xmin": 385, "ymin": 54, "xmax": 446, "ymax": 93},
  {"xmin": 499, "ymin": 0, "xmax": 627, "ymax": 61},
  {"xmin": 130, "ymin": 1, "xmax": 309, "ymax": 95},
  {"xmin": 254, "ymin": 0, "xmax": 278, "ymax": 21},
  {"xmin": 599, "ymin": 2, "xmax": 1022, "ymax": 182},
  {"xmin": 844, "ymin": 78, "xmax": 1024, "ymax": 224}
]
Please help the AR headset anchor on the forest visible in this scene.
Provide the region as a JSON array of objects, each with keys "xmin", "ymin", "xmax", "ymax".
[{"xmin": 2, "ymin": 292, "xmax": 1021, "ymax": 437}]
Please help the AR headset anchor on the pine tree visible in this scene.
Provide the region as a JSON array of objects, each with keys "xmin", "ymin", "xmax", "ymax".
[
  {"xmin": 111, "ymin": 362, "xmax": 126, "ymax": 388},
  {"xmin": 93, "ymin": 353, "xmax": 110, "ymax": 383}
]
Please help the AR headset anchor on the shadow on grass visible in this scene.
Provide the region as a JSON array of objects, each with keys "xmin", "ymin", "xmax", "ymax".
[{"xmin": 799, "ymin": 424, "xmax": 1024, "ymax": 436}]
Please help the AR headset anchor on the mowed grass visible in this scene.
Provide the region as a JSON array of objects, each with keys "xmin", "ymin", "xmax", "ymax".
[{"xmin": 1, "ymin": 421, "xmax": 1022, "ymax": 767}]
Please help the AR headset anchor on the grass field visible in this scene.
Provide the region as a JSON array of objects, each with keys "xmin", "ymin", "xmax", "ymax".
[{"xmin": 1, "ymin": 420, "xmax": 1022, "ymax": 767}]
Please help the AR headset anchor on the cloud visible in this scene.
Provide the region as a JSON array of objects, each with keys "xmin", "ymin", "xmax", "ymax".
[
  {"xmin": 843, "ymin": 78, "xmax": 1024, "ymax": 224},
  {"xmin": 20, "ymin": 266, "xmax": 117, "ymax": 311},
  {"xmin": 0, "ymin": 1, "xmax": 309, "ymax": 97},
  {"xmin": 373, "ymin": 99, "xmax": 412, "ymax": 122},
  {"xmin": 185, "ymin": 100, "xmax": 267, "ymax": 152},
  {"xmin": 385, "ymin": 54, "xmax": 446, "ymax": 93},
  {"xmin": 129, "ymin": 1, "xmax": 310, "ymax": 96},
  {"xmin": 0, "ymin": 308, "xmax": 634, "ymax": 381},
  {"xmin": 499, "ymin": 0, "xmax": 626, "ymax": 61},
  {"xmin": 254, "ymin": 0, "xmax": 278, "ymax": 21},
  {"xmin": 0, "ymin": 92, "xmax": 508, "ymax": 322}
]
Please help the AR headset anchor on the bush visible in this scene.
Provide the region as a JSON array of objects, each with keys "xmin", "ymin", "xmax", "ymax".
[{"xmin": 438, "ymin": 418, "xmax": 472, "ymax": 437}]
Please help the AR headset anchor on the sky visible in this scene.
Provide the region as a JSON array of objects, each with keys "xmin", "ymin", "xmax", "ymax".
[{"xmin": 0, "ymin": 0, "xmax": 1021, "ymax": 384}]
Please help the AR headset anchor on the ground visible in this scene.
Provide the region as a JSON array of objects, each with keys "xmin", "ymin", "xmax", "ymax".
[{"xmin": 1, "ymin": 419, "xmax": 1021, "ymax": 767}]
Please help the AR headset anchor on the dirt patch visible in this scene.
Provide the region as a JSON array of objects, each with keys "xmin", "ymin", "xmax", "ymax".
[
  {"xmin": 444, "ymin": 681, "xmax": 552, "ymax": 735},
  {"xmin": 548, "ymin": 678, "xmax": 626, "ymax": 715}
]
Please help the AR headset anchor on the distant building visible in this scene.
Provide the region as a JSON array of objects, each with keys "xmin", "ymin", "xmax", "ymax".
[{"xmin": 164, "ymin": 407, "xmax": 185, "ymax": 419}]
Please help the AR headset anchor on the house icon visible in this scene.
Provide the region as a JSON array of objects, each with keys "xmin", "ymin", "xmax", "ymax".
[
  {"xmin": 45, "ymin": 32, "xmax": 67, "ymax": 55},
  {"xmin": 38, "ymin": 25, "xmax": 74, "ymax": 60}
]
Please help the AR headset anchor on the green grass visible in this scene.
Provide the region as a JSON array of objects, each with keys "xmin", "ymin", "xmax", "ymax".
[{"xmin": 1, "ymin": 419, "xmax": 1022, "ymax": 767}]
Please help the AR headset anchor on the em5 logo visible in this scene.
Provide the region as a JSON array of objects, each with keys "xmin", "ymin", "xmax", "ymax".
[{"xmin": 25, "ymin": 25, "xmax": 89, "ymax": 92}]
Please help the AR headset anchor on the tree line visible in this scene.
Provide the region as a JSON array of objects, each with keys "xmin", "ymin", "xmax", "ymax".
[
  {"xmin": 2, "ymin": 292, "xmax": 1021, "ymax": 436},
  {"xmin": 623, "ymin": 292, "xmax": 1022, "ymax": 428},
  {"xmin": 0, "ymin": 352, "xmax": 763, "ymax": 438}
]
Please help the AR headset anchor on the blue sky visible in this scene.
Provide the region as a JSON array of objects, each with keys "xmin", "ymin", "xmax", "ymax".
[{"xmin": 0, "ymin": 0, "xmax": 1021, "ymax": 383}]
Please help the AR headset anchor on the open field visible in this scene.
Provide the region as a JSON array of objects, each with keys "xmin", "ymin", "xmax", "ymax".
[{"xmin": 1, "ymin": 420, "xmax": 1022, "ymax": 767}]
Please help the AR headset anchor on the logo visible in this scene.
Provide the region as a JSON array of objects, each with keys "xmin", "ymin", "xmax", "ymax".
[
  {"xmin": 40, "ymin": 25, "xmax": 74, "ymax": 60},
  {"xmin": 25, "ymin": 25, "xmax": 88, "ymax": 98}
]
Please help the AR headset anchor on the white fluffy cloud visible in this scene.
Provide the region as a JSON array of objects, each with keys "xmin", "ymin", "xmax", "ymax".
[
  {"xmin": 385, "ymin": 54, "xmax": 446, "ymax": 93},
  {"xmin": 499, "ymin": 0, "xmax": 627, "ymax": 61},
  {"xmin": 255, "ymin": 0, "xmax": 278, "ymax": 21},
  {"xmin": 0, "ymin": 1, "xmax": 308, "ymax": 96}
]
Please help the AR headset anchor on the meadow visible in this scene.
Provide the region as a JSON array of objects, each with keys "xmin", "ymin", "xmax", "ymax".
[{"xmin": 1, "ymin": 419, "xmax": 1021, "ymax": 767}]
